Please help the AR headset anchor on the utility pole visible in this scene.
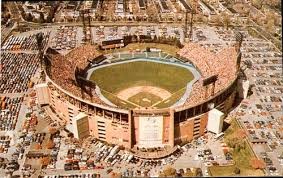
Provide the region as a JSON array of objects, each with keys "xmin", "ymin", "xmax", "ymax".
[
  {"xmin": 184, "ymin": 9, "xmax": 188, "ymax": 39},
  {"xmin": 189, "ymin": 8, "xmax": 193, "ymax": 41}
]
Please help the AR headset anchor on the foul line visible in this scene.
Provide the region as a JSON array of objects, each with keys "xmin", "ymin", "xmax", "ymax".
[{"xmin": 100, "ymin": 89, "xmax": 140, "ymax": 108}]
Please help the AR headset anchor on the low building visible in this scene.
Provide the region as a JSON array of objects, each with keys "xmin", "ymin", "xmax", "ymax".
[
  {"xmin": 206, "ymin": 108, "xmax": 224, "ymax": 134},
  {"xmin": 35, "ymin": 83, "xmax": 50, "ymax": 106},
  {"xmin": 159, "ymin": 0, "xmax": 171, "ymax": 13},
  {"xmin": 101, "ymin": 38, "xmax": 124, "ymax": 50},
  {"xmin": 138, "ymin": 0, "xmax": 146, "ymax": 10},
  {"xmin": 116, "ymin": 0, "xmax": 124, "ymax": 15}
]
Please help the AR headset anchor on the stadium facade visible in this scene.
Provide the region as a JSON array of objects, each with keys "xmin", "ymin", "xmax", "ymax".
[{"xmin": 38, "ymin": 41, "xmax": 241, "ymax": 149}]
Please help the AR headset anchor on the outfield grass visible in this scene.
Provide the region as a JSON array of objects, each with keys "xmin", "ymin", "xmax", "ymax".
[
  {"xmin": 128, "ymin": 92, "xmax": 162, "ymax": 107},
  {"xmin": 91, "ymin": 61, "xmax": 193, "ymax": 94}
]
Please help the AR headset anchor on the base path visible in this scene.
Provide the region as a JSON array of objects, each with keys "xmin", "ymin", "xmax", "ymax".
[{"xmin": 117, "ymin": 86, "xmax": 171, "ymax": 101}]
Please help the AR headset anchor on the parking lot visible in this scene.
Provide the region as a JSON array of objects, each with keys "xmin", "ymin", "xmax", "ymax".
[
  {"xmin": 2, "ymin": 32, "xmax": 50, "ymax": 51},
  {"xmin": 91, "ymin": 25, "xmax": 185, "ymax": 44},
  {"xmin": 0, "ymin": 17, "xmax": 282, "ymax": 177},
  {"xmin": 1, "ymin": 53, "xmax": 39, "ymax": 94},
  {"xmin": 0, "ymin": 97, "xmax": 23, "ymax": 131},
  {"xmin": 232, "ymin": 36, "xmax": 283, "ymax": 176}
]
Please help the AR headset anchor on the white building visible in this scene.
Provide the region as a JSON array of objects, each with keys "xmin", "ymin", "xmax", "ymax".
[
  {"xmin": 66, "ymin": 112, "xmax": 89, "ymax": 139},
  {"xmin": 237, "ymin": 79, "xmax": 250, "ymax": 99},
  {"xmin": 35, "ymin": 83, "xmax": 50, "ymax": 106},
  {"xmin": 206, "ymin": 108, "xmax": 224, "ymax": 134}
]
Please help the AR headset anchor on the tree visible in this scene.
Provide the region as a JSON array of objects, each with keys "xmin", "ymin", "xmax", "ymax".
[
  {"xmin": 160, "ymin": 166, "xmax": 176, "ymax": 176},
  {"xmin": 236, "ymin": 129, "xmax": 247, "ymax": 139},
  {"xmin": 234, "ymin": 167, "xmax": 241, "ymax": 174},
  {"xmin": 214, "ymin": 15, "xmax": 222, "ymax": 26},
  {"xmin": 39, "ymin": 12, "xmax": 45, "ymax": 23},
  {"xmin": 250, "ymin": 158, "xmax": 266, "ymax": 169},
  {"xmin": 24, "ymin": 13, "xmax": 33, "ymax": 22},
  {"xmin": 195, "ymin": 168, "xmax": 203, "ymax": 176},
  {"xmin": 48, "ymin": 127, "xmax": 57, "ymax": 135},
  {"xmin": 179, "ymin": 168, "xmax": 185, "ymax": 175},
  {"xmin": 183, "ymin": 168, "xmax": 193, "ymax": 176},
  {"xmin": 266, "ymin": 0, "xmax": 280, "ymax": 8},
  {"xmin": 222, "ymin": 13, "xmax": 231, "ymax": 30},
  {"xmin": 252, "ymin": 0, "xmax": 265, "ymax": 9},
  {"xmin": 0, "ymin": 147, "xmax": 4, "ymax": 153},
  {"xmin": 41, "ymin": 157, "xmax": 51, "ymax": 166},
  {"xmin": 46, "ymin": 140, "xmax": 55, "ymax": 149},
  {"xmin": 34, "ymin": 143, "xmax": 42, "ymax": 150},
  {"xmin": 227, "ymin": 137, "xmax": 239, "ymax": 148},
  {"xmin": 110, "ymin": 172, "xmax": 122, "ymax": 178}
]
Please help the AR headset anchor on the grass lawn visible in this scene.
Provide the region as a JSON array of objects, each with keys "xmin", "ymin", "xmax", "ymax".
[
  {"xmin": 209, "ymin": 165, "xmax": 237, "ymax": 176},
  {"xmin": 209, "ymin": 118, "xmax": 265, "ymax": 176},
  {"xmin": 224, "ymin": 119, "xmax": 254, "ymax": 169},
  {"xmin": 128, "ymin": 92, "xmax": 162, "ymax": 107},
  {"xmin": 209, "ymin": 165, "xmax": 264, "ymax": 176}
]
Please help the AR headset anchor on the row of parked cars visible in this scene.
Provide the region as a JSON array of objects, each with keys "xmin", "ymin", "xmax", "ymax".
[
  {"xmin": 2, "ymin": 32, "xmax": 50, "ymax": 51},
  {"xmin": 51, "ymin": 26, "xmax": 77, "ymax": 50},
  {"xmin": 0, "ymin": 97, "xmax": 23, "ymax": 131},
  {"xmin": 42, "ymin": 173, "xmax": 100, "ymax": 178},
  {"xmin": 0, "ymin": 136, "xmax": 11, "ymax": 154},
  {"xmin": 260, "ymin": 152, "xmax": 279, "ymax": 175},
  {"xmin": 1, "ymin": 52, "xmax": 39, "ymax": 94}
]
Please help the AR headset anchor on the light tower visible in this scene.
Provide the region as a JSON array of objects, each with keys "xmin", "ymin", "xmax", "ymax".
[
  {"xmin": 184, "ymin": 9, "xmax": 189, "ymax": 39},
  {"xmin": 235, "ymin": 31, "xmax": 243, "ymax": 74},
  {"xmin": 189, "ymin": 0, "xmax": 198, "ymax": 41},
  {"xmin": 36, "ymin": 32, "xmax": 44, "ymax": 69}
]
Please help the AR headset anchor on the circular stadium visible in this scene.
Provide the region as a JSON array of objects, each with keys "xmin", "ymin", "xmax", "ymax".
[{"xmin": 43, "ymin": 39, "xmax": 240, "ymax": 155}]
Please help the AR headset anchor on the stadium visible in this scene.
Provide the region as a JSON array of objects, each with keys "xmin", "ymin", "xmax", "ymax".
[{"xmin": 38, "ymin": 35, "xmax": 242, "ymax": 155}]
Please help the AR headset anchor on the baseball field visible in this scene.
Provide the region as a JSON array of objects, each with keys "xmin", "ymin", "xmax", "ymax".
[{"xmin": 90, "ymin": 61, "xmax": 194, "ymax": 109}]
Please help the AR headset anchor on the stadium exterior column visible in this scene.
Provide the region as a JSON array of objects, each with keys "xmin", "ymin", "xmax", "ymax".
[
  {"xmin": 169, "ymin": 109, "xmax": 175, "ymax": 147},
  {"xmin": 128, "ymin": 111, "xmax": 133, "ymax": 148}
]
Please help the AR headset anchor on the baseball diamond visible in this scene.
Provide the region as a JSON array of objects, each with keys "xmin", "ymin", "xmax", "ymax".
[{"xmin": 89, "ymin": 60, "xmax": 195, "ymax": 108}]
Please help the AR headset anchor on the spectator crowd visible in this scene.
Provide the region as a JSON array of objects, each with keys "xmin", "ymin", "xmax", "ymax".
[
  {"xmin": 48, "ymin": 44, "xmax": 106, "ymax": 106},
  {"xmin": 178, "ymin": 43, "xmax": 238, "ymax": 107}
]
